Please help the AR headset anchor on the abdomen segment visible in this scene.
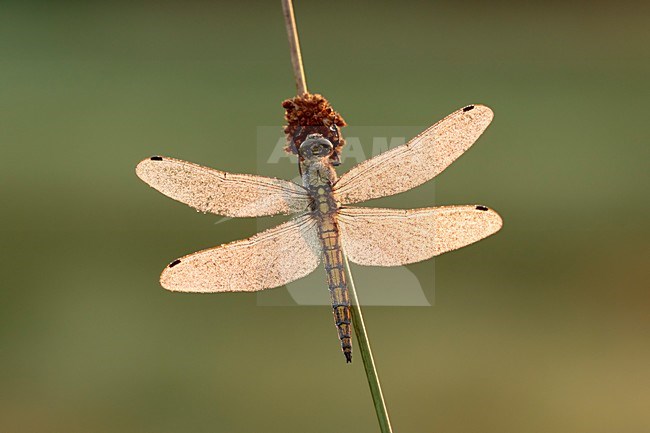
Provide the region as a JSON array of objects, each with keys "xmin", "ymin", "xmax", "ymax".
[{"xmin": 319, "ymin": 219, "xmax": 352, "ymax": 362}]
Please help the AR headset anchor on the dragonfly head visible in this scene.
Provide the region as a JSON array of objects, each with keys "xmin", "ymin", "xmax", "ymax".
[{"xmin": 298, "ymin": 133, "xmax": 334, "ymax": 160}]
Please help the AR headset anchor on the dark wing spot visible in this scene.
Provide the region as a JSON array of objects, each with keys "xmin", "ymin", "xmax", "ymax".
[
  {"xmin": 475, "ymin": 205, "xmax": 489, "ymax": 211},
  {"xmin": 169, "ymin": 259, "xmax": 181, "ymax": 268},
  {"xmin": 150, "ymin": 156, "xmax": 163, "ymax": 161},
  {"xmin": 462, "ymin": 105, "xmax": 475, "ymax": 112}
]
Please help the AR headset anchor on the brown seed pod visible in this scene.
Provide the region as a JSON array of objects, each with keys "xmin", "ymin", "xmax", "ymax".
[{"xmin": 282, "ymin": 93, "xmax": 346, "ymax": 161}]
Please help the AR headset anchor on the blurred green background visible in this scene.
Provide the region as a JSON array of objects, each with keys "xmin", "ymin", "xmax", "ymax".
[{"xmin": 1, "ymin": 1, "xmax": 648, "ymax": 432}]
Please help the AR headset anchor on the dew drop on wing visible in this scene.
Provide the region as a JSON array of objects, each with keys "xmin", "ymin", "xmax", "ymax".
[
  {"xmin": 169, "ymin": 259, "xmax": 181, "ymax": 268},
  {"xmin": 475, "ymin": 205, "xmax": 489, "ymax": 211},
  {"xmin": 463, "ymin": 105, "xmax": 475, "ymax": 112},
  {"xmin": 150, "ymin": 156, "xmax": 163, "ymax": 161}
]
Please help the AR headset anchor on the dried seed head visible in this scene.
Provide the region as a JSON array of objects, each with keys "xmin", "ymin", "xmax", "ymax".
[{"xmin": 282, "ymin": 93, "xmax": 346, "ymax": 161}]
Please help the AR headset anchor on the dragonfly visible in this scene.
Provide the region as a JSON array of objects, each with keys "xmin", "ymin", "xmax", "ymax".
[{"xmin": 136, "ymin": 104, "xmax": 503, "ymax": 363}]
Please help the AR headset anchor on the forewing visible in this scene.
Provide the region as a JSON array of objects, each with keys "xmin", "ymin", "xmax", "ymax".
[
  {"xmin": 136, "ymin": 156, "xmax": 310, "ymax": 217},
  {"xmin": 338, "ymin": 205, "xmax": 502, "ymax": 266},
  {"xmin": 334, "ymin": 105, "xmax": 494, "ymax": 204},
  {"xmin": 160, "ymin": 214, "xmax": 321, "ymax": 292}
]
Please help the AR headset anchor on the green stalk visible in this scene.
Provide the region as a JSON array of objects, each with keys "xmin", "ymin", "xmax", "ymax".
[
  {"xmin": 344, "ymin": 254, "xmax": 394, "ymax": 433},
  {"xmin": 280, "ymin": 2, "xmax": 394, "ymax": 430}
]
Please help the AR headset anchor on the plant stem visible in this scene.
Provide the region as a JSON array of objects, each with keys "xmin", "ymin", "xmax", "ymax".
[
  {"xmin": 344, "ymin": 254, "xmax": 394, "ymax": 433},
  {"xmin": 280, "ymin": 2, "xmax": 394, "ymax": 431},
  {"xmin": 281, "ymin": 0, "xmax": 308, "ymax": 95}
]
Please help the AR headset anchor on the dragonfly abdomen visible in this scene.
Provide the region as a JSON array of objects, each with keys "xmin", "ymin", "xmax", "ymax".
[
  {"xmin": 319, "ymin": 220, "xmax": 352, "ymax": 363},
  {"xmin": 309, "ymin": 182, "xmax": 352, "ymax": 363}
]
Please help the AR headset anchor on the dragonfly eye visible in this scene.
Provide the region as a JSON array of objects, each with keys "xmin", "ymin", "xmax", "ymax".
[{"xmin": 299, "ymin": 134, "xmax": 333, "ymax": 157}]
